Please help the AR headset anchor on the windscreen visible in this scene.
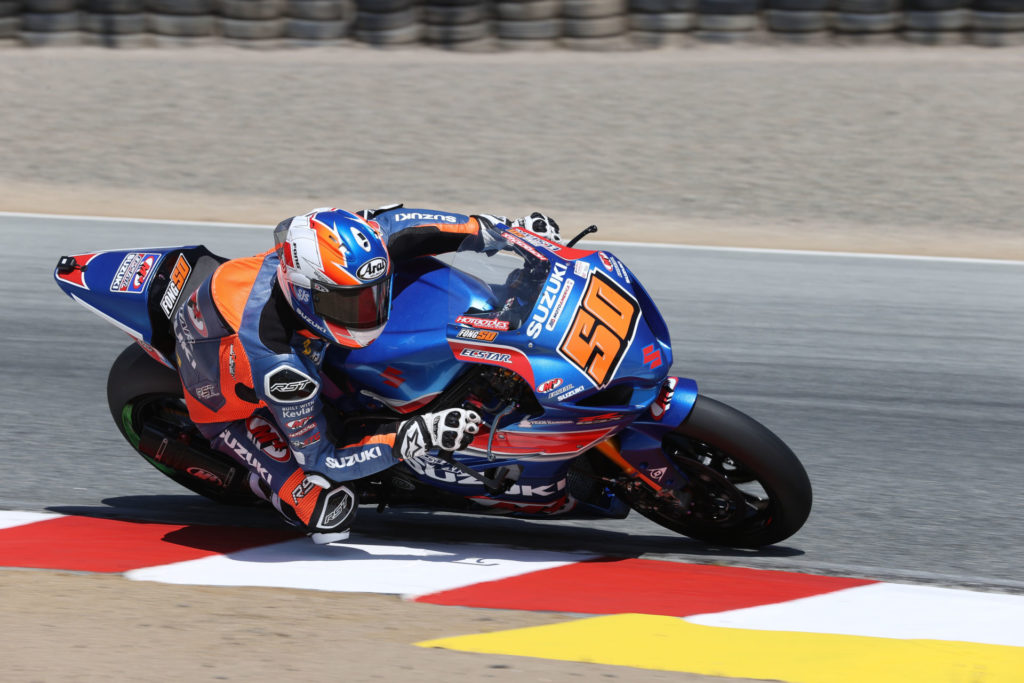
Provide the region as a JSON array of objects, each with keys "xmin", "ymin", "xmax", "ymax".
[{"xmin": 445, "ymin": 226, "xmax": 551, "ymax": 331}]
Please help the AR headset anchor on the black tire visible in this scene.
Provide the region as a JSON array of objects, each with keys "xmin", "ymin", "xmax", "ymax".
[
  {"xmin": 23, "ymin": 0, "xmax": 76, "ymax": 11},
  {"xmin": 834, "ymin": 10, "xmax": 899, "ymax": 29},
  {"xmin": 219, "ymin": 16, "xmax": 285, "ymax": 36},
  {"xmin": 971, "ymin": 9, "xmax": 1024, "ymax": 27},
  {"xmin": 494, "ymin": 0, "xmax": 560, "ymax": 19},
  {"xmin": 765, "ymin": 7, "xmax": 828, "ymax": 29},
  {"xmin": 285, "ymin": 15, "xmax": 349, "ymax": 35},
  {"xmin": 627, "ymin": 395, "xmax": 812, "ymax": 548},
  {"xmin": 86, "ymin": 0, "xmax": 144, "ymax": 12},
  {"xmin": 107, "ymin": 344, "xmax": 258, "ymax": 506},
  {"xmin": 562, "ymin": 0, "xmax": 626, "ymax": 17},
  {"xmin": 629, "ymin": 10, "xmax": 695, "ymax": 29},
  {"xmin": 424, "ymin": 18, "xmax": 486, "ymax": 38},
  {"xmin": 905, "ymin": 0, "xmax": 964, "ymax": 9},
  {"xmin": 495, "ymin": 16, "xmax": 560, "ymax": 36},
  {"xmin": 357, "ymin": 6, "xmax": 417, "ymax": 28},
  {"xmin": 563, "ymin": 13, "xmax": 626, "ymax": 34},
  {"xmin": 355, "ymin": 21, "xmax": 421, "ymax": 40},
  {"xmin": 696, "ymin": 11, "xmax": 758, "ymax": 27},
  {"xmin": 903, "ymin": 7, "xmax": 967, "ymax": 27},
  {"xmin": 0, "ymin": 1, "xmax": 21, "ymax": 18},
  {"xmin": 971, "ymin": 0, "xmax": 1024, "ymax": 10},
  {"xmin": 82, "ymin": 11, "xmax": 145, "ymax": 31},
  {"xmin": 148, "ymin": 11, "xmax": 216, "ymax": 33},
  {"xmin": 220, "ymin": 0, "xmax": 286, "ymax": 18},
  {"xmin": 697, "ymin": 0, "xmax": 759, "ymax": 13},
  {"xmin": 423, "ymin": 2, "xmax": 485, "ymax": 23},
  {"xmin": 631, "ymin": 0, "xmax": 697, "ymax": 11},
  {"xmin": 287, "ymin": 0, "xmax": 345, "ymax": 19},
  {"xmin": 145, "ymin": 0, "xmax": 216, "ymax": 13},
  {"xmin": 22, "ymin": 11, "xmax": 80, "ymax": 30},
  {"xmin": 765, "ymin": 0, "xmax": 830, "ymax": 9},
  {"xmin": 836, "ymin": 0, "xmax": 896, "ymax": 10},
  {"xmin": 0, "ymin": 15, "xmax": 18, "ymax": 35},
  {"xmin": 356, "ymin": 0, "xmax": 412, "ymax": 11}
]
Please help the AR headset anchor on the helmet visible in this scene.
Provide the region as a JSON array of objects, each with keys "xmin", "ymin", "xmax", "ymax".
[{"xmin": 274, "ymin": 208, "xmax": 391, "ymax": 348}]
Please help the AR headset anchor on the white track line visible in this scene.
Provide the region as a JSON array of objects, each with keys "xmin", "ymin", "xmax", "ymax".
[{"xmin": 5, "ymin": 211, "xmax": 1023, "ymax": 266}]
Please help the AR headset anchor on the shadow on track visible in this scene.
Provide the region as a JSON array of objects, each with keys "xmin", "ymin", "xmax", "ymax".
[{"xmin": 48, "ymin": 495, "xmax": 806, "ymax": 560}]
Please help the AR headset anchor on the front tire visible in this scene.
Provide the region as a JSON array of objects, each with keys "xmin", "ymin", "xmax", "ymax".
[{"xmin": 631, "ymin": 395, "xmax": 812, "ymax": 547}]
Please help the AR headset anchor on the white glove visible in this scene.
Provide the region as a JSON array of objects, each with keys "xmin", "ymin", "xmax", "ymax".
[
  {"xmin": 510, "ymin": 212, "xmax": 561, "ymax": 243},
  {"xmin": 397, "ymin": 408, "xmax": 482, "ymax": 459}
]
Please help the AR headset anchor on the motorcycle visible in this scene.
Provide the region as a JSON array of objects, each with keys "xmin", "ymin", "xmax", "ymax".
[{"xmin": 53, "ymin": 222, "xmax": 811, "ymax": 547}]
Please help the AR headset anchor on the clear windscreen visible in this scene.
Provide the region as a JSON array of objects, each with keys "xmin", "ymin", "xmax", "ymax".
[{"xmin": 446, "ymin": 226, "xmax": 551, "ymax": 331}]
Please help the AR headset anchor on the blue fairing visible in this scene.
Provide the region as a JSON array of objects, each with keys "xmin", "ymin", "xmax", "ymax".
[
  {"xmin": 330, "ymin": 256, "xmax": 491, "ymax": 412},
  {"xmin": 53, "ymin": 247, "xmax": 181, "ymax": 358}
]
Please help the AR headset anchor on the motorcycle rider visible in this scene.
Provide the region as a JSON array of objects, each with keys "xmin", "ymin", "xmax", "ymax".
[{"xmin": 172, "ymin": 205, "xmax": 561, "ymax": 543}]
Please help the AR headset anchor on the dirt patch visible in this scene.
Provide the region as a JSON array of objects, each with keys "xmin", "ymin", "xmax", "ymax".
[{"xmin": 0, "ymin": 569, "xmax": 750, "ymax": 682}]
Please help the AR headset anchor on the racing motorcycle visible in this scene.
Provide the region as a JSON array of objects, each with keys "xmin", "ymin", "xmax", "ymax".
[{"xmin": 53, "ymin": 222, "xmax": 812, "ymax": 547}]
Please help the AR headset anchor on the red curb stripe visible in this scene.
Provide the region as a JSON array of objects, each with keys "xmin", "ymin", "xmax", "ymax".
[
  {"xmin": 0, "ymin": 516, "xmax": 301, "ymax": 572},
  {"xmin": 416, "ymin": 558, "xmax": 877, "ymax": 616}
]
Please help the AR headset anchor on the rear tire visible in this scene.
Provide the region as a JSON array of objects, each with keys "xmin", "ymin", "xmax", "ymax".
[
  {"xmin": 630, "ymin": 395, "xmax": 812, "ymax": 547},
  {"xmin": 107, "ymin": 343, "xmax": 258, "ymax": 505}
]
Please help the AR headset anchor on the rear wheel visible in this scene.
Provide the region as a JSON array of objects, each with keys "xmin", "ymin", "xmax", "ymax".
[
  {"xmin": 107, "ymin": 344, "xmax": 258, "ymax": 505},
  {"xmin": 629, "ymin": 395, "xmax": 812, "ymax": 547}
]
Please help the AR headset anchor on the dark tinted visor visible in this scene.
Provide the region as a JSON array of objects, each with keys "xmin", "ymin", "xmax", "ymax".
[{"xmin": 312, "ymin": 278, "xmax": 391, "ymax": 330}]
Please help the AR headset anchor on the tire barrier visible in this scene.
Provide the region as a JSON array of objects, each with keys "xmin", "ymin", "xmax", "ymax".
[{"xmin": 5, "ymin": 0, "xmax": 1024, "ymax": 47}]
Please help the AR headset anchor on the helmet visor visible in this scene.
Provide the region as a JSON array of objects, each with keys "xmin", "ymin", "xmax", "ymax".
[{"xmin": 312, "ymin": 278, "xmax": 391, "ymax": 330}]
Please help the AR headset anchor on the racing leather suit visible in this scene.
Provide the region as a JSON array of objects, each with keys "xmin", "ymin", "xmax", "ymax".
[{"xmin": 172, "ymin": 207, "xmax": 488, "ymax": 531}]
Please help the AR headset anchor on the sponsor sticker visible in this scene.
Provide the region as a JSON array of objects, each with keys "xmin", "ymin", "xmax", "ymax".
[
  {"xmin": 455, "ymin": 315, "xmax": 510, "ymax": 331},
  {"xmin": 460, "ymin": 348, "xmax": 512, "ymax": 364},
  {"xmin": 356, "ymin": 257, "xmax": 387, "ymax": 281},
  {"xmin": 526, "ymin": 262, "xmax": 570, "ymax": 339},
  {"xmin": 574, "ymin": 260, "xmax": 590, "ymax": 278},
  {"xmin": 245, "ymin": 415, "xmax": 291, "ymax": 462},
  {"xmin": 110, "ymin": 252, "xmax": 160, "ymax": 294},
  {"xmin": 326, "ymin": 446, "xmax": 384, "ymax": 469},
  {"xmin": 537, "ymin": 377, "xmax": 563, "ymax": 393},
  {"xmin": 456, "ymin": 328, "xmax": 498, "ymax": 342},
  {"xmin": 159, "ymin": 254, "xmax": 191, "ymax": 317},
  {"xmin": 264, "ymin": 366, "xmax": 319, "ymax": 404}
]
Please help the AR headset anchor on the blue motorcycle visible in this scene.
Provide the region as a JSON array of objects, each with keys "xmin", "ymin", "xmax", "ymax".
[{"xmin": 54, "ymin": 223, "xmax": 811, "ymax": 547}]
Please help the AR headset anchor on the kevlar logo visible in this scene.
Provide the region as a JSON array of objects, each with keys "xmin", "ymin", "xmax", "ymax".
[
  {"xmin": 265, "ymin": 366, "xmax": 319, "ymax": 404},
  {"xmin": 159, "ymin": 254, "xmax": 191, "ymax": 318},
  {"xmin": 356, "ymin": 257, "xmax": 387, "ymax": 281},
  {"xmin": 245, "ymin": 416, "xmax": 290, "ymax": 462}
]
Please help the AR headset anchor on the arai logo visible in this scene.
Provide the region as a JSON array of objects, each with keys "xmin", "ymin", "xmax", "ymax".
[{"xmin": 357, "ymin": 257, "xmax": 387, "ymax": 281}]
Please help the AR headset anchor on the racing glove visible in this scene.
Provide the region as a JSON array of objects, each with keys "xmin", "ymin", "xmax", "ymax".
[
  {"xmin": 396, "ymin": 408, "xmax": 482, "ymax": 460},
  {"xmin": 510, "ymin": 212, "xmax": 561, "ymax": 243}
]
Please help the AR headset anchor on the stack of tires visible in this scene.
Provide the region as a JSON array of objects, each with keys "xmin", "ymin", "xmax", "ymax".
[
  {"xmin": 561, "ymin": 0, "xmax": 629, "ymax": 49},
  {"xmin": 285, "ymin": 0, "xmax": 352, "ymax": 44},
  {"xmin": 629, "ymin": 0, "xmax": 695, "ymax": 47},
  {"xmin": 695, "ymin": 0, "xmax": 761, "ymax": 42},
  {"xmin": 20, "ymin": 0, "xmax": 80, "ymax": 46},
  {"xmin": 355, "ymin": 0, "xmax": 421, "ymax": 45},
  {"xmin": 0, "ymin": 0, "xmax": 21, "ymax": 44},
  {"xmin": 833, "ymin": 0, "xmax": 901, "ymax": 41},
  {"xmin": 971, "ymin": 0, "xmax": 1024, "ymax": 45},
  {"xmin": 902, "ymin": 0, "xmax": 967, "ymax": 43},
  {"xmin": 422, "ymin": 0, "xmax": 489, "ymax": 49},
  {"xmin": 494, "ymin": 0, "xmax": 560, "ymax": 48},
  {"xmin": 82, "ymin": 0, "xmax": 147, "ymax": 46},
  {"xmin": 147, "ymin": 0, "xmax": 216, "ymax": 46},
  {"xmin": 219, "ymin": 0, "xmax": 286, "ymax": 46},
  {"xmin": 763, "ymin": 0, "xmax": 830, "ymax": 41}
]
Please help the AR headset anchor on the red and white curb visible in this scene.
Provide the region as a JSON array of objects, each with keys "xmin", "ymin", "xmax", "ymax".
[{"xmin": 3, "ymin": 511, "xmax": 1022, "ymax": 682}]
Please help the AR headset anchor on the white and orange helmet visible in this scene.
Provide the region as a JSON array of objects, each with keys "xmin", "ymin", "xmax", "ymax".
[{"xmin": 274, "ymin": 208, "xmax": 391, "ymax": 348}]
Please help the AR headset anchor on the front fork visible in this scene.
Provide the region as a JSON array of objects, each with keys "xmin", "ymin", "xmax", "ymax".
[{"xmin": 592, "ymin": 376, "xmax": 699, "ymax": 501}]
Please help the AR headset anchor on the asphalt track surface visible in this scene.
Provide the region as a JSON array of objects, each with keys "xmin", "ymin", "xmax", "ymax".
[{"xmin": 3, "ymin": 213, "xmax": 1023, "ymax": 592}]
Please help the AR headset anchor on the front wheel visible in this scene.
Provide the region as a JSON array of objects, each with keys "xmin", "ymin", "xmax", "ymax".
[{"xmin": 630, "ymin": 395, "xmax": 812, "ymax": 547}]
